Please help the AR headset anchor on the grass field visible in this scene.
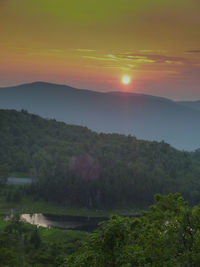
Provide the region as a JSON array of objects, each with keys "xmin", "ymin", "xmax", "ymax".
[
  {"xmin": 0, "ymin": 195, "xmax": 143, "ymax": 217},
  {"xmin": 0, "ymin": 189, "xmax": 143, "ymax": 218}
]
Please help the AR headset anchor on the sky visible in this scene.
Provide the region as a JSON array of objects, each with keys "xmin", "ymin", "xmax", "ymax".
[{"xmin": 0, "ymin": 0, "xmax": 200, "ymax": 100}]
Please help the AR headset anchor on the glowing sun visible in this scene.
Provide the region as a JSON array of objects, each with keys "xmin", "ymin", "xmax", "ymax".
[{"xmin": 121, "ymin": 75, "xmax": 131, "ymax": 85}]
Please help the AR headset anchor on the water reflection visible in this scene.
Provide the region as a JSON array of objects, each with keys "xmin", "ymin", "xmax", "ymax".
[{"xmin": 20, "ymin": 213, "xmax": 108, "ymax": 231}]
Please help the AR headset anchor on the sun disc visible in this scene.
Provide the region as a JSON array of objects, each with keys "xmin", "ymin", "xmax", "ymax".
[{"xmin": 122, "ymin": 75, "xmax": 131, "ymax": 85}]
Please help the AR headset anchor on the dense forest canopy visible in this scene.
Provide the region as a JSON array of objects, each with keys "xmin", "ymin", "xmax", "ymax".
[
  {"xmin": 65, "ymin": 193, "xmax": 200, "ymax": 267},
  {"xmin": 1, "ymin": 109, "xmax": 200, "ymax": 208}
]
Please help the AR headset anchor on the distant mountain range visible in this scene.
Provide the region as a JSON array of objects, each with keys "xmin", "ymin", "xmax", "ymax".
[
  {"xmin": 178, "ymin": 101, "xmax": 200, "ymax": 112},
  {"xmin": 0, "ymin": 81, "xmax": 200, "ymax": 151}
]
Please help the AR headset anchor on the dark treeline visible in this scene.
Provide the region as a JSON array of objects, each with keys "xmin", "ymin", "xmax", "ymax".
[{"xmin": 1, "ymin": 109, "xmax": 200, "ymax": 208}]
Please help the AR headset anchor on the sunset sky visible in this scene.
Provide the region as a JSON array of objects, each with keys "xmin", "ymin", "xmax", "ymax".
[{"xmin": 0, "ymin": 0, "xmax": 200, "ymax": 100}]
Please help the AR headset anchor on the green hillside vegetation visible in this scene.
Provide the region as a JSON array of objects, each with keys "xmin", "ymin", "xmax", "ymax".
[
  {"xmin": 1, "ymin": 109, "xmax": 200, "ymax": 208},
  {"xmin": 1, "ymin": 194, "xmax": 200, "ymax": 266},
  {"xmin": 0, "ymin": 215, "xmax": 87, "ymax": 266},
  {"xmin": 65, "ymin": 193, "xmax": 200, "ymax": 267}
]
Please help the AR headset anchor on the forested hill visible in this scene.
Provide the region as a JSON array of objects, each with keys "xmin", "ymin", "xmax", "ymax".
[{"xmin": 1, "ymin": 109, "xmax": 200, "ymax": 208}]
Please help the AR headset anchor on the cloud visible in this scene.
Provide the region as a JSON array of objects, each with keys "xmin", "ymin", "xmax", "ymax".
[
  {"xmin": 138, "ymin": 50, "xmax": 168, "ymax": 54},
  {"xmin": 80, "ymin": 50, "xmax": 200, "ymax": 78},
  {"xmin": 186, "ymin": 50, "xmax": 200, "ymax": 54},
  {"xmin": 82, "ymin": 51, "xmax": 186, "ymax": 66},
  {"xmin": 76, "ymin": 49, "xmax": 96, "ymax": 52},
  {"xmin": 82, "ymin": 54, "xmax": 156, "ymax": 65},
  {"xmin": 120, "ymin": 53, "xmax": 186, "ymax": 64},
  {"xmin": 82, "ymin": 56, "xmax": 116, "ymax": 62}
]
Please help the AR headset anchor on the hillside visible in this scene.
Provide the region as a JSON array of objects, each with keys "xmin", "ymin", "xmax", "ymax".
[
  {"xmin": 1, "ymin": 109, "xmax": 200, "ymax": 208},
  {"xmin": 1, "ymin": 82, "xmax": 200, "ymax": 150}
]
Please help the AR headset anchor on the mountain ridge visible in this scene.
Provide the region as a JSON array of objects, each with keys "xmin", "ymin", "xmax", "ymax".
[
  {"xmin": 0, "ymin": 81, "xmax": 200, "ymax": 151},
  {"xmin": 0, "ymin": 81, "xmax": 182, "ymax": 102}
]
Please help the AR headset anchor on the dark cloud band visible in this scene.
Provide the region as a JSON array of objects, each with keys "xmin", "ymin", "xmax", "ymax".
[{"xmin": 186, "ymin": 50, "xmax": 200, "ymax": 54}]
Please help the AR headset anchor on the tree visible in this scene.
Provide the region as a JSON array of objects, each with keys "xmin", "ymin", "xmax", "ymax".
[
  {"xmin": 0, "ymin": 164, "xmax": 9, "ymax": 186},
  {"xmin": 64, "ymin": 193, "xmax": 200, "ymax": 267}
]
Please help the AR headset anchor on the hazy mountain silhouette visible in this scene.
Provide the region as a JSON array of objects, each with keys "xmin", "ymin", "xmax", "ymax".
[
  {"xmin": 178, "ymin": 101, "xmax": 200, "ymax": 112},
  {"xmin": 0, "ymin": 81, "xmax": 200, "ymax": 151}
]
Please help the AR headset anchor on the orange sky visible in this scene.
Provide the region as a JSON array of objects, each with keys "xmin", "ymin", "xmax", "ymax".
[{"xmin": 0, "ymin": 0, "xmax": 200, "ymax": 100}]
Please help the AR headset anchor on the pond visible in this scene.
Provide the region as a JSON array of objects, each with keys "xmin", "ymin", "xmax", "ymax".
[
  {"xmin": 7, "ymin": 177, "xmax": 32, "ymax": 184},
  {"xmin": 19, "ymin": 213, "xmax": 108, "ymax": 232}
]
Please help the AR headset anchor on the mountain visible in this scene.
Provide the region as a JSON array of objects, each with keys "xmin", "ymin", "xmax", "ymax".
[
  {"xmin": 0, "ymin": 81, "xmax": 200, "ymax": 151},
  {"xmin": 178, "ymin": 101, "xmax": 200, "ymax": 112}
]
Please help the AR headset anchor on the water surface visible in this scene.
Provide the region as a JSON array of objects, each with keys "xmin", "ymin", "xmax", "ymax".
[{"xmin": 20, "ymin": 213, "xmax": 108, "ymax": 231}]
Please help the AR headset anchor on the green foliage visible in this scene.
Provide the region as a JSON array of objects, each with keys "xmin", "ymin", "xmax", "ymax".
[
  {"xmin": 65, "ymin": 193, "xmax": 200, "ymax": 267},
  {"xmin": 1, "ymin": 194, "xmax": 200, "ymax": 266},
  {"xmin": 0, "ymin": 164, "xmax": 9, "ymax": 186},
  {"xmin": 6, "ymin": 187, "xmax": 22, "ymax": 202},
  {"xmin": 0, "ymin": 214, "xmax": 86, "ymax": 266}
]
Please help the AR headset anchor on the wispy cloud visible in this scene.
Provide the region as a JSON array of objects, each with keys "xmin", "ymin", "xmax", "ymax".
[
  {"xmin": 138, "ymin": 50, "xmax": 168, "ymax": 54},
  {"xmin": 82, "ymin": 56, "xmax": 116, "ymax": 61},
  {"xmin": 185, "ymin": 50, "xmax": 200, "ymax": 54},
  {"xmin": 107, "ymin": 54, "xmax": 117, "ymax": 59},
  {"xmin": 76, "ymin": 49, "xmax": 96, "ymax": 52},
  {"xmin": 119, "ymin": 53, "xmax": 186, "ymax": 64},
  {"xmin": 83, "ymin": 54, "xmax": 156, "ymax": 64},
  {"xmin": 80, "ymin": 50, "xmax": 200, "ymax": 81}
]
